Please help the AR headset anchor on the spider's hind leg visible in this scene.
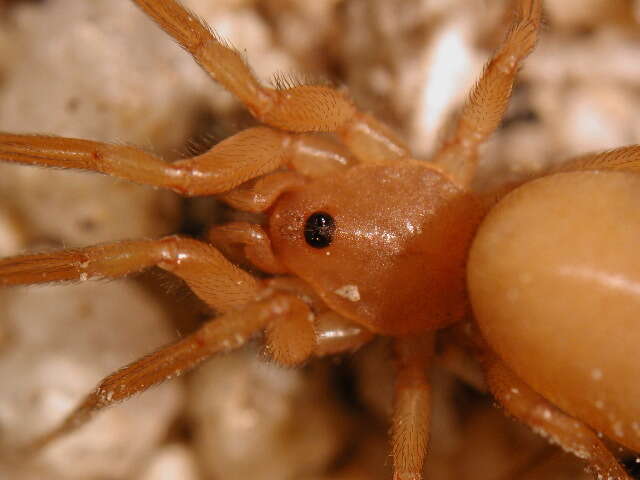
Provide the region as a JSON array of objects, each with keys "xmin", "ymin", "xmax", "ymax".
[{"xmin": 481, "ymin": 350, "xmax": 632, "ymax": 480}]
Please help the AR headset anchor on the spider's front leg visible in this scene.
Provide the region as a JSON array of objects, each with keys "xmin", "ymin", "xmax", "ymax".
[
  {"xmin": 1, "ymin": 128, "xmax": 301, "ymax": 196},
  {"xmin": 132, "ymin": 0, "xmax": 410, "ymax": 165},
  {"xmin": 0, "ymin": 128, "xmax": 358, "ymax": 196}
]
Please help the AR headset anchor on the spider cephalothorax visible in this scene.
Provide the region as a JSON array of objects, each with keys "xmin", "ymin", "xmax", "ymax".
[{"xmin": 268, "ymin": 162, "xmax": 483, "ymax": 335}]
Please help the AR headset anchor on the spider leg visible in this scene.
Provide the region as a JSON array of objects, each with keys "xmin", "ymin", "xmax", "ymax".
[
  {"xmin": 0, "ymin": 235, "xmax": 260, "ymax": 312},
  {"xmin": 481, "ymin": 350, "xmax": 632, "ymax": 480},
  {"xmin": 552, "ymin": 145, "xmax": 640, "ymax": 174},
  {"xmin": 432, "ymin": 0, "xmax": 542, "ymax": 187},
  {"xmin": 131, "ymin": 0, "xmax": 409, "ymax": 164},
  {"xmin": 391, "ymin": 334, "xmax": 434, "ymax": 480},
  {"xmin": 0, "ymin": 127, "xmax": 299, "ymax": 196},
  {"xmin": 25, "ymin": 293, "xmax": 309, "ymax": 453},
  {"xmin": 0, "ymin": 127, "xmax": 362, "ymax": 197},
  {"xmin": 218, "ymin": 134, "xmax": 360, "ymax": 212}
]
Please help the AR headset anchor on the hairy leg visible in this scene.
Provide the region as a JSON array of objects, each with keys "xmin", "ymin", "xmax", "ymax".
[
  {"xmin": 0, "ymin": 127, "xmax": 296, "ymax": 196},
  {"xmin": 432, "ymin": 0, "xmax": 542, "ymax": 187},
  {"xmin": 482, "ymin": 351, "xmax": 632, "ymax": 480},
  {"xmin": 553, "ymin": 145, "xmax": 640, "ymax": 174},
  {"xmin": 391, "ymin": 334, "xmax": 434, "ymax": 480},
  {"xmin": 0, "ymin": 235, "xmax": 260, "ymax": 312},
  {"xmin": 24, "ymin": 294, "xmax": 309, "ymax": 453},
  {"xmin": 0, "ymin": 127, "xmax": 362, "ymax": 198},
  {"xmin": 0, "ymin": 0, "xmax": 409, "ymax": 197},
  {"xmin": 131, "ymin": 0, "xmax": 409, "ymax": 164}
]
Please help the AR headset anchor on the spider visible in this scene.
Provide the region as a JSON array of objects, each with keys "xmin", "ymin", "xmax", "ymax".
[{"xmin": 0, "ymin": 0, "xmax": 639, "ymax": 479}]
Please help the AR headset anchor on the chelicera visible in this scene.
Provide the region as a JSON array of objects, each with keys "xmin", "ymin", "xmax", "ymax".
[{"xmin": 0, "ymin": 0, "xmax": 638, "ymax": 478}]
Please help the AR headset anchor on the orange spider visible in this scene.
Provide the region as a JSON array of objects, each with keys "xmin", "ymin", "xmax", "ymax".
[{"xmin": 0, "ymin": 0, "xmax": 639, "ymax": 479}]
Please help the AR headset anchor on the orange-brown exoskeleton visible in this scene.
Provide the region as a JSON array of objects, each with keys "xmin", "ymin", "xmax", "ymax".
[{"xmin": 0, "ymin": 0, "xmax": 638, "ymax": 478}]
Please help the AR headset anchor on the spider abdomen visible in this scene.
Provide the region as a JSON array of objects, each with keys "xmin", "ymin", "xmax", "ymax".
[{"xmin": 468, "ymin": 170, "xmax": 640, "ymax": 451}]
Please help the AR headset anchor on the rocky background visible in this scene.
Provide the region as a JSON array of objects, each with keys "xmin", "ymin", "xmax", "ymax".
[{"xmin": 0, "ymin": 0, "xmax": 639, "ymax": 479}]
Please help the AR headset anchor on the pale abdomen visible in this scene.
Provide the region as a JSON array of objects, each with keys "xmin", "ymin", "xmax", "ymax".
[{"xmin": 468, "ymin": 170, "xmax": 640, "ymax": 451}]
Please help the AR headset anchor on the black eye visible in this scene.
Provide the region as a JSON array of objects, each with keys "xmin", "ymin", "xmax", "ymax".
[{"xmin": 304, "ymin": 212, "xmax": 335, "ymax": 249}]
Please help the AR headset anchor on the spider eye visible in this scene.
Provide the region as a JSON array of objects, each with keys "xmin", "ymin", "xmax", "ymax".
[{"xmin": 304, "ymin": 212, "xmax": 335, "ymax": 249}]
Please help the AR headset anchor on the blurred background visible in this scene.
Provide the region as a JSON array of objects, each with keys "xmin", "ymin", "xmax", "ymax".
[{"xmin": 0, "ymin": 0, "xmax": 639, "ymax": 478}]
